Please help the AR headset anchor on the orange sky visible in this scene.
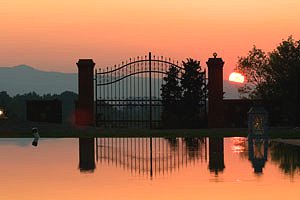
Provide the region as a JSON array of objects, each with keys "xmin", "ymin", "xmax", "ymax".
[{"xmin": 1, "ymin": 0, "xmax": 300, "ymax": 79}]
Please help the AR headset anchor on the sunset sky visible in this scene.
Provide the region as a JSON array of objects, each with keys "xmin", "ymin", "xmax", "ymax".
[{"xmin": 1, "ymin": 0, "xmax": 300, "ymax": 79}]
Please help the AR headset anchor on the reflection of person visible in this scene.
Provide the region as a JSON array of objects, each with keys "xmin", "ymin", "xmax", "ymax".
[
  {"xmin": 32, "ymin": 138, "xmax": 39, "ymax": 146},
  {"xmin": 32, "ymin": 127, "xmax": 40, "ymax": 147}
]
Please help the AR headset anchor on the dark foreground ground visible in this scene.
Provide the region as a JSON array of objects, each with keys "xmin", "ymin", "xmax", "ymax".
[{"xmin": 1, "ymin": 119, "xmax": 300, "ymax": 138}]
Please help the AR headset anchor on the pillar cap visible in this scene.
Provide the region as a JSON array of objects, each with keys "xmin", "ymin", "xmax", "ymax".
[
  {"xmin": 206, "ymin": 52, "xmax": 224, "ymax": 66},
  {"xmin": 77, "ymin": 59, "xmax": 95, "ymax": 68}
]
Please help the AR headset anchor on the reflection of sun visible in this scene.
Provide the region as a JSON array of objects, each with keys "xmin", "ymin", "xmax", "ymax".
[
  {"xmin": 229, "ymin": 72, "xmax": 244, "ymax": 83},
  {"xmin": 231, "ymin": 137, "xmax": 246, "ymax": 153}
]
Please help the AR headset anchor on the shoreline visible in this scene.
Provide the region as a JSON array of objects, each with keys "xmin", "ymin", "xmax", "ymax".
[{"xmin": 1, "ymin": 120, "xmax": 300, "ymax": 138}]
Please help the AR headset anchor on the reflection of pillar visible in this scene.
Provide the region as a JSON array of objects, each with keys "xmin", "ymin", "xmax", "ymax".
[
  {"xmin": 76, "ymin": 59, "xmax": 95, "ymax": 126},
  {"xmin": 208, "ymin": 138, "xmax": 225, "ymax": 175},
  {"xmin": 248, "ymin": 138, "xmax": 268, "ymax": 174},
  {"xmin": 206, "ymin": 54, "xmax": 224, "ymax": 128},
  {"xmin": 79, "ymin": 138, "xmax": 95, "ymax": 172}
]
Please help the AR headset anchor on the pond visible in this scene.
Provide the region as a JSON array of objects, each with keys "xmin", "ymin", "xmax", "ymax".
[{"xmin": 0, "ymin": 137, "xmax": 299, "ymax": 200}]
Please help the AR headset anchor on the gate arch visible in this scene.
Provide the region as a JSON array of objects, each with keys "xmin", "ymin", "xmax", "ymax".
[{"xmin": 95, "ymin": 52, "xmax": 206, "ymax": 128}]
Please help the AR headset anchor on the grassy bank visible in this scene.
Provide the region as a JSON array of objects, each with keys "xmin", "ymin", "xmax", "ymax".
[
  {"xmin": 1, "ymin": 119, "xmax": 300, "ymax": 138},
  {"xmin": 1, "ymin": 126, "xmax": 300, "ymax": 139}
]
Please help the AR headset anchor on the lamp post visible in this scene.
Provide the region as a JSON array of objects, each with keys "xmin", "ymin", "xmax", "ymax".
[{"xmin": 248, "ymin": 106, "xmax": 268, "ymax": 139}]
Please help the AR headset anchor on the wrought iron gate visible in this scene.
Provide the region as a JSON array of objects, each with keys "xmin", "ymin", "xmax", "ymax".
[{"xmin": 95, "ymin": 52, "xmax": 206, "ymax": 128}]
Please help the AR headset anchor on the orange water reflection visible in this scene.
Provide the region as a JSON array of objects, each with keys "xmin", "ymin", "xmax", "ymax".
[
  {"xmin": 0, "ymin": 137, "xmax": 300, "ymax": 200},
  {"xmin": 231, "ymin": 137, "xmax": 247, "ymax": 153}
]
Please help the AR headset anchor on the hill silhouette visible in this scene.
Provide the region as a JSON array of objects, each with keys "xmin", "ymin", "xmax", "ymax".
[
  {"xmin": 0, "ymin": 65, "xmax": 77, "ymax": 96},
  {"xmin": 0, "ymin": 65, "xmax": 240, "ymax": 98}
]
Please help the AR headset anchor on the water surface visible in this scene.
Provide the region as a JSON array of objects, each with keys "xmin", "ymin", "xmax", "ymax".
[{"xmin": 0, "ymin": 137, "xmax": 299, "ymax": 200}]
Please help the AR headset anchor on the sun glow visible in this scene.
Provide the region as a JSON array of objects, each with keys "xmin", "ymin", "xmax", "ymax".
[{"xmin": 229, "ymin": 72, "xmax": 244, "ymax": 83}]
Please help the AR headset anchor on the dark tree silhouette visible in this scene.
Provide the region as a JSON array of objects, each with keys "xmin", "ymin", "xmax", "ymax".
[
  {"xmin": 0, "ymin": 91, "xmax": 77, "ymax": 122},
  {"xmin": 0, "ymin": 91, "xmax": 12, "ymax": 106},
  {"xmin": 235, "ymin": 46, "xmax": 270, "ymax": 99},
  {"xmin": 161, "ymin": 65, "xmax": 182, "ymax": 128},
  {"xmin": 160, "ymin": 59, "xmax": 207, "ymax": 128},
  {"xmin": 236, "ymin": 36, "xmax": 300, "ymax": 125},
  {"xmin": 181, "ymin": 58, "xmax": 207, "ymax": 128}
]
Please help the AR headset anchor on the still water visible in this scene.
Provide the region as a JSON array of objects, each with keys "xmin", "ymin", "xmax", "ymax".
[{"xmin": 0, "ymin": 137, "xmax": 299, "ymax": 200}]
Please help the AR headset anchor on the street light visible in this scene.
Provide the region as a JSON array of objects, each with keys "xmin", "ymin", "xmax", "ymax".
[{"xmin": 0, "ymin": 108, "xmax": 8, "ymax": 120}]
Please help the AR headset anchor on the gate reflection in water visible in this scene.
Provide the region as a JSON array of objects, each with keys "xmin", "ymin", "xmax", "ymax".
[
  {"xmin": 77, "ymin": 137, "xmax": 235, "ymax": 177},
  {"xmin": 77, "ymin": 137, "xmax": 282, "ymax": 177},
  {"xmin": 95, "ymin": 137, "xmax": 208, "ymax": 177}
]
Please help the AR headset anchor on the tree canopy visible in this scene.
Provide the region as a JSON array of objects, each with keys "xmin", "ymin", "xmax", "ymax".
[
  {"xmin": 181, "ymin": 58, "xmax": 207, "ymax": 127},
  {"xmin": 236, "ymin": 36, "xmax": 300, "ymax": 125},
  {"xmin": 161, "ymin": 58, "xmax": 207, "ymax": 128},
  {"xmin": 161, "ymin": 65, "xmax": 182, "ymax": 128},
  {"xmin": 0, "ymin": 91, "xmax": 78, "ymax": 122}
]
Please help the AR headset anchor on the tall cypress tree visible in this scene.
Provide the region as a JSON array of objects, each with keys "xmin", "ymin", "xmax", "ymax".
[
  {"xmin": 161, "ymin": 65, "xmax": 182, "ymax": 128},
  {"xmin": 160, "ymin": 59, "xmax": 207, "ymax": 128},
  {"xmin": 181, "ymin": 58, "xmax": 207, "ymax": 128}
]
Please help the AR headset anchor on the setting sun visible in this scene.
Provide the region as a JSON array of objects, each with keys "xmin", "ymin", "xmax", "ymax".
[{"xmin": 229, "ymin": 72, "xmax": 244, "ymax": 83}]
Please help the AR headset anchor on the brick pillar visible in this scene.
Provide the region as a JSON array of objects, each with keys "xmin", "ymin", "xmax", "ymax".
[
  {"xmin": 206, "ymin": 53, "xmax": 224, "ymax": 128},
  {"xmin": 75, "ymin": 59, "xmax": 95, "ymax": 126}
]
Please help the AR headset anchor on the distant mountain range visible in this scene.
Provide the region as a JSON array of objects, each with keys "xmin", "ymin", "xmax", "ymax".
[
  {"xmin": 0, "ymin": 65, "xmax": 77, "ymax": 96},
  {"xmin": 0, "ymin": 65, "xmax": 241, "ymax": 99}
]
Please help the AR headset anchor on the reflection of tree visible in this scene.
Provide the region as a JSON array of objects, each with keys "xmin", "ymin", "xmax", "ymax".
[
  {"xmin": 79, "ymin": 138, "xmax": 96, "ymax": 173},
  {"xmin": 270, "ymin": 142, "xmax": 300, "ymax": 176},
  {"xmin": 164, "ymin": 137, "xmax": 178, "ymax": 151},
  {"xmin": 184, "ymin": 137, "xmax": 205, "ymax": 160},
  {"xmin": 208, "ymin": 138, "xmax": 225, "ymax": 175}
]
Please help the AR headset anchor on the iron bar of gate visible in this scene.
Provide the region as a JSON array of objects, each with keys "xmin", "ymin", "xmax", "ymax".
[
  {"xmin": 118, "ymin": 67, "xmax": 120, "ymax": 125},
  {"xmin": 114, "ymin": 66, "xmax": 117, "ymax": 127},
  {"xmin": 122, "ymin": 68, "xmax": 125, "ymax": 127},
  {"xmin": 112, "ymin": 67, "xmax": 114, "ymax": 126},
  {"xmin": 149, "ymin": 52, "xmax": 152, "ymax": 128},
  {"xmin": 95, "ymin": 53, "xmax": 204, "ymax": 128},
  {"xmin": 94, "ymin": 68, "xmax": 97, "ymax": 126}
]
